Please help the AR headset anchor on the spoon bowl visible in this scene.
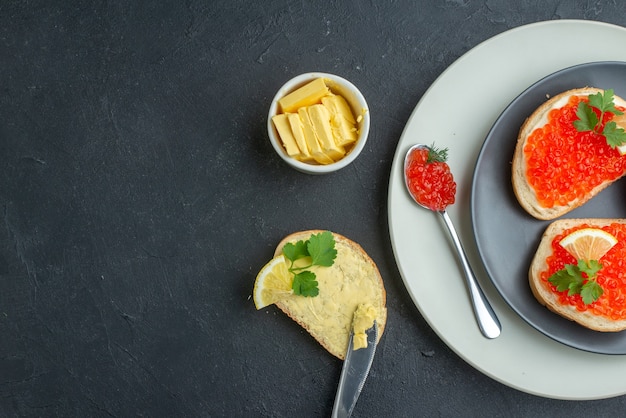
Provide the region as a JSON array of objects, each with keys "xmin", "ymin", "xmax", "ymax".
[{"xmin": 404, "ymin": 143, "xmax": 501, "ymax": 339}]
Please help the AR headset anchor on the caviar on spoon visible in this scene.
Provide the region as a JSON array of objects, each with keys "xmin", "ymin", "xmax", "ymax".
[{"xmin": 404, "ymin": 143, "xmax": 501, "ymax": 339}]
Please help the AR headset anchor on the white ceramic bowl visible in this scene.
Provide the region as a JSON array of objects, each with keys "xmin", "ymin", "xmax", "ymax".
[{"xmin": 267, "ymin": 72, "xmax": 370, "ymax": 174}]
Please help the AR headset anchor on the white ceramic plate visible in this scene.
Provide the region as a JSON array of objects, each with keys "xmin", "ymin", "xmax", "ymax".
[{"xmin": 388, "ymin": 20, "xmax": 626, "ymax": 400}]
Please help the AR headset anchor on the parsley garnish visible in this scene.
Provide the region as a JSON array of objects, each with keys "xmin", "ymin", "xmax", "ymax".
[
  {"xmin": 282, "ymin": 231, "xmax": 337, "ymax": 297},
  {"xmin": 573, "ymin": 89, "xmax": 626, "ymax": 149},
  {"xmin": 548, "ymin": 259, "xmax": 604, "ymax": 305}
]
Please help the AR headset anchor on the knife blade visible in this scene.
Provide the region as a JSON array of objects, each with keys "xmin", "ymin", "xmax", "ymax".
[{"xmin": 331, "ymin": 321, "xmax": 378, "ymax": 418}]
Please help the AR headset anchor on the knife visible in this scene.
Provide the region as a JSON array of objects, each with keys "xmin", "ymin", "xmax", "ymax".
[{"xmin": 331, "ymin": 321, "xmax": 378, "ymax": 418}]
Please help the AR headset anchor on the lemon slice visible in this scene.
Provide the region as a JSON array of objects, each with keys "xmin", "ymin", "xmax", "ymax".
[
  {"xmin": 559, "ymin": 228, "xmax": 618, "ymax": 261},
  {"xmin": 253, "ymin": 255, "xmax": 293, "ymax": 309}
]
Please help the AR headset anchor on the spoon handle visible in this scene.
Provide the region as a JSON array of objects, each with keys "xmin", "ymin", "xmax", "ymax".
[{"xmin": 439, "ymin": 210, "xmax": 501, "ymax": 339}]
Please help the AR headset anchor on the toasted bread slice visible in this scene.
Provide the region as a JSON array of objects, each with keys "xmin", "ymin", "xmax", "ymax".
[
  {"xmin": 512, "ymin": 87, "xmax": 626, "ymax": 220},
  {"xmin": 529, "ymin": 218, "xmax": 626, "ymax": 332},
  {"xmin": 273, "ymin": 230, "xmax": 387, "ymax": 359}
]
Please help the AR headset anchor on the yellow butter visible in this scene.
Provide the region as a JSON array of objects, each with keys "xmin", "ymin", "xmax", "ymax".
[
  {"xmin": 330, "ymin": 117, "xmax": 358, "ymax": 147},
  {"xmin": 272, "ymin": 78, "xmax": 362, "ymax": 164},
  {"xmin": 322, "ymin": 94, "xmax": 356, "ymax": 123},
  {"xmin": 286, "ymin": 113, "xmax": 313, "ymax": 161},
  {"xmin": 351, "ymin": 304, "xmax": 377, "ymax": 350},
  {"xmin": 271, "ymin": 114, "xmax": 301, "ymax": 157},
  {"xmin": 321, "ymin": 95, "xmax": 358, "ymax": 147},
  {"xmin": 278, "ymin": 78, "xmax": 330, "ymax": 113},
  {"xmin": 297, "ymin": 108, "xmax": 334, "ymax": 165},
  {"xmin": 307, "ymin": 104, "xmax": 345, "ymax": 161}
]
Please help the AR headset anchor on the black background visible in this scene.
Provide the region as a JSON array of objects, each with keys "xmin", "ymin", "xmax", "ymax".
[{"xmin": 2, "ymin": 1, "xmax": 626, "ymax": 416}]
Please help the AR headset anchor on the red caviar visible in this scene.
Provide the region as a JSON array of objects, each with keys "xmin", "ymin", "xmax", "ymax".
[
  {"xmin": 406, "ymin": 148, "xmax": 456, "ymax": 211},
  {"xmin": 524, "ymin": 95, "xmax": 626, "ymax": 208},
  {"xmin": 540, "ymin": 223, "xmax": 626, "ymax": 320}
]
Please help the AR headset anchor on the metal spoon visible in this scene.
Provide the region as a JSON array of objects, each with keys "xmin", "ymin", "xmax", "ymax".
[{"xmin": 404, "ymin": 144, "xmax": 501, "ymax": 339}]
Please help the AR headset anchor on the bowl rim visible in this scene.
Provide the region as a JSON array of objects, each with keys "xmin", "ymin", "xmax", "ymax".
[{"xmin": 267, "ymin": 72, "xmax": 370, "ymax": 174}]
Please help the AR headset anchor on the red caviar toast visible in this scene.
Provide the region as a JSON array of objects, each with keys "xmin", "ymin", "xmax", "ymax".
[
  {"xmin": 530, "ymin": 219, "xmax": 626, "ymax": 332},
  {"xmin": 512, "ymin": 87, "xmax": 626, "ymax": 220}
]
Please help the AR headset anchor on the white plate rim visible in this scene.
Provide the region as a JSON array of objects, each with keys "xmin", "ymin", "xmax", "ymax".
[{"xmin": 388, "ymin": 19, "xmax": 626, "ymax": 400}]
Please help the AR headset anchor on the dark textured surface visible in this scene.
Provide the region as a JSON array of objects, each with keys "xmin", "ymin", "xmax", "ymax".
[{"xmin": 1, "ymin": 1, "xmax": 626, "ymax": 417}]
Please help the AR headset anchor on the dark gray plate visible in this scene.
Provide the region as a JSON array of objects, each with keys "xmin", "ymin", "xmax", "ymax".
[{"xmin": 471, "ymin": 61, "xmax": 626, "ymax": 355}]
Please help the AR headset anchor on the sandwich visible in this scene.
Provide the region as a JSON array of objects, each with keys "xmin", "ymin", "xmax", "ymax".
[
  {"xmin": 529, "ymin": 218, "xmax": 626, "ymax": 332},
  {"xmin": 512, "ymin": 87, "xmax": 626, "ymax": 220}
]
